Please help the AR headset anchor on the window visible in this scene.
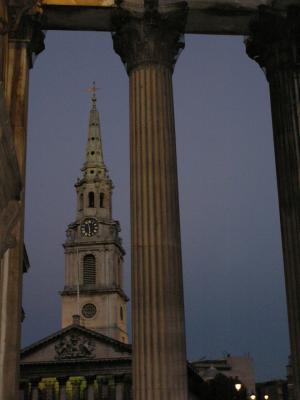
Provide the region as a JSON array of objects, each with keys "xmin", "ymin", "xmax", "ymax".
[
  {"xmin": 120, "ymin": 306, "xmax": 123, "ymax": 321},
  {"xmin": 82, "ymin": 303, "xmax": 96, "ymax": 318},
  {"xmin": 88, "ymin": 192, "xmax": 94, "ymax": 208},
  {"xmin": 100, "ymin": 192, "xmax": 104, "ymax": 208},
  {"xmin": 83, "ymin": 254, "xmax": 96, "ymax": 285},
  {"xmin": 79, "ymin": 193, "xmax": 83, "ymax": 210}
]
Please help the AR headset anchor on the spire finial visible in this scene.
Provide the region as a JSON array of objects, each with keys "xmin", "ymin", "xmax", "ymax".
[{"xmin": 88, "ymin": 81, "xmax": 99, "ymax": 109}]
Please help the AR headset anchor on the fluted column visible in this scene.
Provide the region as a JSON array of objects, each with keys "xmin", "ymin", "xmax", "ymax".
[
  {"xmin": 86, "ymin": 376, "xmax": 95, "ymax": 400},
  {"xmin": 19, "ymin": 385, "xmax": 24, "ymax": 400},
  {"xmin": 30, "ymin": 378, "xmax": 40, "ymax": 400},
  {"xmin": 57, "ymin": 377, "xmax": 68, "ymax": 400},
  {"xmin": 115, "ymin": 376, "xmax": 124, "ymax": 400},
  {"xmin": 246, "ymin": 6, "xmax": 300, "ymax": 399},
  {"xmin": 71, "ymin": 380, "xmax": 81, "ymax": 400},
  {"xmin": 113, "ymin": 5, "xmax": 188, "ymax": 400},
  {"xmin": 0, "ymin": 6, "xmax": 44, "ymax": 400},
  {"xmin": 19, "ymin": 381, "xmax": 29, "ymax": 400},
  {"xmin": 98, "ymin": 378, "xmax": 108, "ymax": 398}
]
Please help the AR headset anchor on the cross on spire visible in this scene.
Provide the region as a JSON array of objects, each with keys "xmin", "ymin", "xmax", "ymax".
[{"xmin": 87, "ymin": 81, "xmax": 100, "ymax": 109}]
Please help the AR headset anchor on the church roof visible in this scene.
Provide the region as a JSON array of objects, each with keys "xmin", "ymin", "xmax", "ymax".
[{"xmin": 21, "ymin": 323, "xmax": 132, "ymax": 364}]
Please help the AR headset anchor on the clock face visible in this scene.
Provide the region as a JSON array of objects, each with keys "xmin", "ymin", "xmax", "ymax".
[{"xmin": 80, "ymin": 219, "xmax": 98, "ymax": 237}]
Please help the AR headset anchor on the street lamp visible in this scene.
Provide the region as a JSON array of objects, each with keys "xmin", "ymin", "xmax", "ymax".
[
  {"xmin": 235, "ymin": 383, "xmax": 242, "ymax": 392},
  {"xmin": 264, "ymin": 396, "xmax": 269, "ymax": 400},
  {"xmin": 250, "ymin": 394, "xmax": 256, "ymax": 400}
]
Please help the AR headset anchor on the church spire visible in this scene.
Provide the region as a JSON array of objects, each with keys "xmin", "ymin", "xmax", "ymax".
[
  {"xmin": 82, "ymin": 82, "xmax": 105, "ymax": 172},
  {"xmin": 74, "ymin": 83, "xmax": 113, "ymax": 221},
  {"xmin": 62, "ymin": 86, "xmax": 128, "ymax": 342}
]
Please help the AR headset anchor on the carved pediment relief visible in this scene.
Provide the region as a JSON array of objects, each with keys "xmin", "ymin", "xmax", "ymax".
[
  {"xmin": 21, "ymin": 326, "xmax": 132, "ymax": 364},
  {"xmin": 55, "ymin": 333, "xmax": 95, "ymax": 360}
]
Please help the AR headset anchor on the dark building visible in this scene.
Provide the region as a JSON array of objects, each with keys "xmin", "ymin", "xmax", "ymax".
[{"xmin": 256, "ymin": 380, "xmax": 288, "ymax": 400}]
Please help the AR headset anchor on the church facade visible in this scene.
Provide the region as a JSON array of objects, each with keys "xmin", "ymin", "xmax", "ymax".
[{"xmin": 19, "ymin": 89, "xmax": 204, "ymax": 400}]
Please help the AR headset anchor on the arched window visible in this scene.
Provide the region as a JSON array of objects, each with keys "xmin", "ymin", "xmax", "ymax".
[
  {"xmin": 100, "ymin": 192, "xmax": 104, "ymax": 208},
  {"xmin": 79, "ymin": 193, "xmax": 83, "ymax": 210},
  {"xmin": 88, "ymin": 192, "xmax": 94, "ymax": 208},
  {"xmin": 83, "ymin": 254, "xmax": 96, "ymax": 285}
]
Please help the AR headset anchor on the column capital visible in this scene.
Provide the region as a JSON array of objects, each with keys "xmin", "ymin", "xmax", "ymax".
[
  {"xmin": 7, "ymin": 0, "xmax": 45, "ymax": 67},
  {"xmin": 112, "ymin": 3, "xmax": 187, "ymax": 74},
  {"xmin": 246, "ymin": 5, "xmax": 300, "ymax": 78}
]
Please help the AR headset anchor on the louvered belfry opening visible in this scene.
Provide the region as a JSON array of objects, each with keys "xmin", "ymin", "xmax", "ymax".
[{"xmin": 83, "ymin": 254, "xmax": 96, "ymax": 285}]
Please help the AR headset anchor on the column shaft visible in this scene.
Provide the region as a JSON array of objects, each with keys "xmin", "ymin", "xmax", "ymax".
[
  {"xmin": 246, "ymin": 7, "xmax": 300, "ymax": 398},
  {"xmin": 116, "ymin": 381, "xmax": 124, "ymax": 400},
  {"xmin": 269, "ymin": 66, "xmax": 300, "ymax": 400},
  {"xmin": 113, "ymin": 6, "xmax": 188, "ymax": 399},
  {"xmin": 86, "ymin": 377, "xmax": 95, "ymax": 400},
  {"xmin": 0, "ymin": 7, "xmax": 44, "ymax": 399},
  {"xmin": 58, "ymin": 378, "xmax": 68, "ymax": 400},
  {"xmin": 60, "ymin": 386, "xmax": 67, "ymax": 400},
  {"xmin": 130, "ymin": 64, "xmax": 187, "ymax": 400},
  {"xmin": 0, "ymin": 37, "xmax": 29, "ymax": 400},
  {"xmin": 31, "ymin": 388, "xmax": 38, "ymax": 400}
]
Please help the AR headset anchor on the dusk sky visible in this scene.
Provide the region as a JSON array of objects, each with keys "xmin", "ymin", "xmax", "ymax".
[{"xmin": 22, "ymin": 31, "xmax": 289, "ymax": 383}]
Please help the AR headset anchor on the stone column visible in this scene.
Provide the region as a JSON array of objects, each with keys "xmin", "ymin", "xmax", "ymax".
[
  {"xmin": 30, "ymin": 378, "xmax": 40, "ymax": 400},
  {"xmin": 115, "ymin": 376, "xmax": 124, "ymax": 400},
  {"xmin": 113, "ymin": 4, "xmax": 188, "ymax": 400},
  {"xmin": 98, "ymin": 378, "xmax": 108, "ymax": 399},
  {"xmin": 19, "ymin": 381, "xmax": 29, "ymax": 400},
  {"xmin": 0, "ymin": 6, "xmax": 44, "ymax": 400},
  {"xmin": 246, "ymin": 6, "xmax": 300, "ymax": 399},
  {"xmin": 19, "ymin": 386, "xmax": 24, "ymax": 400},
  {"xmin": 57, "ymin": 377, "xmax": 68, "ymax": 400},
  {"xmin": 108, "ymin": 377, "xmax": 116, "ymax": 399},
  {"xmin": 86, "ymin": 376, "xmax": 95, "ymax": 400},
  {"xmin": 72, "ymin": 380, "xmax": 81, "ymax": 400},
  {"xmin": 0, "ymin": 36, "xmax": 30, "ymax": 400}
]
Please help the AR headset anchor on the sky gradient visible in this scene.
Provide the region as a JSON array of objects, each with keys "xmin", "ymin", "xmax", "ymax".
[{"xmin": 22, "ymin": 31, "xmax": 289, "ymax": 383}]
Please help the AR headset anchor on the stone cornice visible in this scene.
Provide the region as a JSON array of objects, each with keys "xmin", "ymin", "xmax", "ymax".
[
  {"xmin": 63, "ymin": 239, "xmax": 125, "ymax": 255},
  {"xmin": 60, "ymin": 286, "xmax": 130, "ymax": 301},
  {"xmin": 20, "ymin": 358, "xmax": 132, "ymax": 380},
  {"xmin": 112, "ymin": 2, "xmax": 187, "ymax": 73},
  {"xmin": 38, "ymin": 1, "xmax": 300, "ymax": 35}
]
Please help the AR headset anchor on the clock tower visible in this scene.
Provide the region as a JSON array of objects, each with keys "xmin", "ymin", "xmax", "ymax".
[{"xmin": 61, "ymin": 85, "xmax": 128, "ymax": 343}]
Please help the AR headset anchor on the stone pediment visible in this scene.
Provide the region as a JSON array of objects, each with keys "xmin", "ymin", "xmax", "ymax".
[{"xmin": 21, "ymin": 324, "xmax": 131, "ymax": 364}]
